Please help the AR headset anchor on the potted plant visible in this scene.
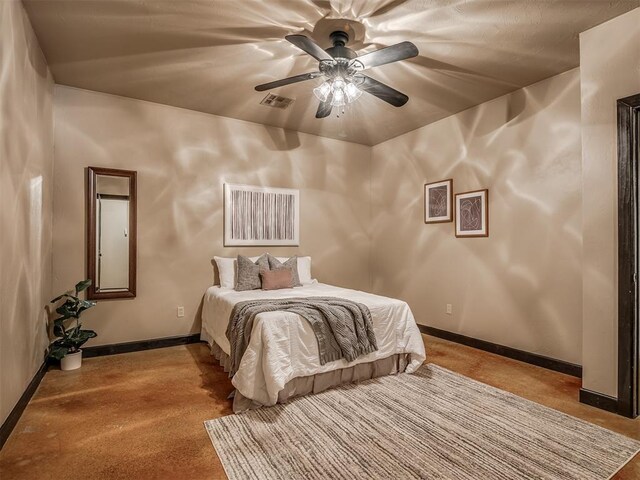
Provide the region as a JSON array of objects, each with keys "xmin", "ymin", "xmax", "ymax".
[{"xmin": 48, "ymin": 279, "xmax": 97, "ymax": 371}]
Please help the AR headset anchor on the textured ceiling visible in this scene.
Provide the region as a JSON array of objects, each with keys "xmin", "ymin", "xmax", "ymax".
[{"xmin": 23, "ymin": 0, "xmax": 640, "ymax": 145}]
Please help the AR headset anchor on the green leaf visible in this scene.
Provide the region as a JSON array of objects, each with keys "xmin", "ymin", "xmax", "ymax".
[
  {"xmin": 76, "ymin": 300, "xmax": 96, "ymax": 316},
  {"xmin": 48, "ymin": 345, "xmax": 69, "ymax": 360},
  {"xmin": 56, "ymin": 300, "xmax": 79, "ymax": 318},
  {"xmin": 50, "ymin": 292, "xmax": 76, "ymax": 303},
  {"xmin": 56, "ymin": 298, "xmax": 76, "ymax": 309},
  {"xmin": 75, "ymin": 279, "xmax": 92, "ymax": 294},
  {"xmin": 77, "ymin": 331, "xmax": 96, "ymax": 346},
  {"xmin": 65, "ymin": 329, "xmax": 97, "ymax": 349},
  {"xmin": 53, "ymin": 323, "xmax": 66, "ymax": 338}
]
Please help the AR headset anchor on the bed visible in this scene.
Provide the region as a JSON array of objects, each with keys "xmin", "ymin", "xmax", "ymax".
[{"xmin": 201, "ymin": 281, "xmax": 426, "ymax": 412}]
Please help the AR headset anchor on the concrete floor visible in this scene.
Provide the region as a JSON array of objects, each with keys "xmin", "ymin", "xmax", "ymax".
[{"xmin": 0, "ymin": 335, "xmax": 638, "ymax": 479}]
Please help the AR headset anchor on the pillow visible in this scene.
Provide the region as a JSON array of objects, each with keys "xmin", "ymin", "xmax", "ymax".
[
  {"xmin": 214, "ymin": 255, "xmax": 262, "ymax": 289},
  {"xmin": 213, "ymin": 256, "xmax": 236, "ymax": 288},
  {"xmin": 267, "ymin": 254, "xmax": 301, "ymax": 287},
  {"xmin": 275, "ymin": 256, "xmax": 313, "ymax": 284},
  {"xmin": 235, "ymin": 254, "xmax": 269, "ymax": 291},
  {"xmin": 260, "ymin": 268, "xmax": 293, "ymax": 290}
]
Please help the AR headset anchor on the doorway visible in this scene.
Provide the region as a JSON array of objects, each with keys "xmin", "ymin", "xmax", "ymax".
[
  {"xmin": 617, "ymin": 92, "xmax": 640, "ymax": 419},
  {"xmin": 96, "ymin": 195, "xmax": 130, "ymax": 292}
]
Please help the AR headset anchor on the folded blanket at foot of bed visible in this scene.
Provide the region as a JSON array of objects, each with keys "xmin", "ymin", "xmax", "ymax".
[{"xmin": 227, "ymin": 297, "xmax": 378, "ymax": 376}]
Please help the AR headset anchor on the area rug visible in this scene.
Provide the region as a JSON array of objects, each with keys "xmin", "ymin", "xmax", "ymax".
[{"xmin": 204, "ymin": 364, "xmax": 640, "ymax": 480}]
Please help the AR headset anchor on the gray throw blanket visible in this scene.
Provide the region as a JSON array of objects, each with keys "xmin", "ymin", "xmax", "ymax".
[{"xmin": 226, "ymin": 297, "xmax": 378, "ymax": 376}]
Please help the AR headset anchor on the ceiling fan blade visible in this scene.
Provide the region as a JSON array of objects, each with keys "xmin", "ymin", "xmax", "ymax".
[
  {"xmin": 355, "ymin": 41, "xmax": 418, "ymax": 70},
  {"xmin": 359, "ymin": 75, "xmax": 409, "ymax": 107},
  {"xmin": 316, "ymin": 96, "xmax": 333, "ymax": 118},
  {"xmin": 285, "ymin": 34, "xmax": 334, "ymax": 62},
  {"xmin": 255, "ymin": 72, "xmax": 320, "ymax": 92}
]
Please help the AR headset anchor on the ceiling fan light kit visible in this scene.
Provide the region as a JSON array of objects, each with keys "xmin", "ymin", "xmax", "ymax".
[
  {"xmin": 313, "ymin": 75, "xmax": 363, "ymax": 106},
  {"xmin": 255, "ymin": 28, "xmax": 418, "ymax": 119}
]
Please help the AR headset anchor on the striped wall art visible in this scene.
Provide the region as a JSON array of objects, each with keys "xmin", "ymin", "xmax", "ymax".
[{"xmin": 224, "ymin": 184, "xmax": 300, "ymax": 246}]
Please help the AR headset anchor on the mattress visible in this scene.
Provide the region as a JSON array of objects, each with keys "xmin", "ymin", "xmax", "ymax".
[{"xmin": 201, "ymin": 282, "xmax": 426, "ymax": 406}]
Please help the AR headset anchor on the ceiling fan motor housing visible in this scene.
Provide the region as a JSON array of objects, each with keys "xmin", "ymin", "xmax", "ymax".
[{"xmin": 325, "ymin": 31, "xmax": 357, "ymax": 60}]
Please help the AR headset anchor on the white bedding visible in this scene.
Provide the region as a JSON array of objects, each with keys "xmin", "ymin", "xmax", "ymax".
[{"xmin": 200, "ymin": 283, "xmax": 426, "ymax": 406}]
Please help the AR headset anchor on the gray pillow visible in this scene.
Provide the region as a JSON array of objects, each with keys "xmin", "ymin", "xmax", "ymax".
[
  {"xmin": 235, "ymin": 254, "xmax": 269, "ymax": 291},
  {"xmin": 266, "ymin": 254, "xmax": 301, "ymax": 287}
]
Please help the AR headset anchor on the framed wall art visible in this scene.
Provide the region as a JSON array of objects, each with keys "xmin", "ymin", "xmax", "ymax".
[
  {"xmin": 455, "ymin": 189, "xmax": 489, "ymax": 237},
  {"xmin": 424, "ymin": 179, "xmax": 453, "ymax": 223},
  {"xmin": 224, "ymin": 183, "xmax": 300, "ymax": 246}
]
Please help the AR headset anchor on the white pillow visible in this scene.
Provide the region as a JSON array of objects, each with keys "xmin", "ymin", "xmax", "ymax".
[
  {"xmin": 276, "ymin": 256, "xmax": 313, "ymax": 285},
  {"xmin": 214, "ymin": 256, "xmax": 261, "ymax": 289}
]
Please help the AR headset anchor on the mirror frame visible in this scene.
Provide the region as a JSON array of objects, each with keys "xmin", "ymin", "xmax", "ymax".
[{"xmin": 86, "ymin": 166, "xmax": 137, "ymax": 300}]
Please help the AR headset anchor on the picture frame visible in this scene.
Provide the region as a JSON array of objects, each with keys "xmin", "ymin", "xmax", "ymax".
[
  {"xmin": 455, "ymin": 189, "xmax": 489, "ymax": 237},
  {"xmin": 224, "ymin": 183, "xmax": 300, "ymax": 246},
  {"xmin": 424, "ymin": 179, "xmax": 453, "ymax": 223}
]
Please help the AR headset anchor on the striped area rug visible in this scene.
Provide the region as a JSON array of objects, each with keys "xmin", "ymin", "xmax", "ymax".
[{"xmin": 204, "ymin": 365, "xmax": 640, "ymax": 480}]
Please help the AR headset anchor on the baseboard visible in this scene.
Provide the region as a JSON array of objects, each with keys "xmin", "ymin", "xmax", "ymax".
[
  {"xmin": 579, "ymin": 388, "xmax": 619, "ymax": 414},
  {"xmin": 83, "ymin": 333, "xmax": 202, "ymax": 358},
  {"xmin": 419, "ymin": 325, "xmax": 583, "ymax": 378},
  {"xmin": 0, "ymin": 361, "xmax": 48, "ymax": 450}
]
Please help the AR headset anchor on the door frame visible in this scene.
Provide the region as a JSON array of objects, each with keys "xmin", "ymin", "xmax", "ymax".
[{"xmin": 617, "ymin": 92, "xmax": 640, "ymax": 419}]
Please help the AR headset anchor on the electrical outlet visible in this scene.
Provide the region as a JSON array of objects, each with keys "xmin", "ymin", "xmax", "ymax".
[
  {"xmin": 446, "ymin": 304, "xmax": 452, "ymax": 315},
  {"xmin": 177, "ymin": 306, "xmax": 185, "ymax": 318}
]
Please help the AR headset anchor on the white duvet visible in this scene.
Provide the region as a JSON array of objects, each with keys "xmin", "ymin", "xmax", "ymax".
[{"xmin": 200, "ymin": 283, "xmax": 426, "ymax": 406}]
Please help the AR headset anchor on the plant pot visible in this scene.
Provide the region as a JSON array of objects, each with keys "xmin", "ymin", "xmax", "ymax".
[{"xmin": 61, "ymin": 350, "xmax": 82, "ymax": 371}]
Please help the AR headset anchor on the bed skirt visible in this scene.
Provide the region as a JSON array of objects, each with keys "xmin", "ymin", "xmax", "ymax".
[{"xmin": 205, "ymin": 337, "xmax": 410, "ymax": 413}]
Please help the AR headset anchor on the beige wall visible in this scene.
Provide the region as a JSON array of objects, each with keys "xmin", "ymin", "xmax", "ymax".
[
  {"xmin": 53, "ymin": 86, "xmax": 371, "ymax": 346},
  {"xmin": 0, "ymin": 1, "xmax": 54, "ymax": 425},
  {"xmin": 53, "ymin": 70, "xmax": 586, "ymax": 365},
  {"xmin": 580, "ymin": 8, "xmax": 640, "ymax": 397},
  {"xmin": 370, "ymin": 69, "xmax": 583, "ymax": 365}
]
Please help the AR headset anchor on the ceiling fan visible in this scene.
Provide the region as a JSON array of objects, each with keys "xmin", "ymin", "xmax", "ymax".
[{"xmin": 255, "ymin": 31, "xmax": 418, "ymax": 118}]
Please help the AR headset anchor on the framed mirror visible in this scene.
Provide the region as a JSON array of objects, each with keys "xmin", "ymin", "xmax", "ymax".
[{"xmin": 87, "ymin": 167, "xmax": 137, "ymax": 299}]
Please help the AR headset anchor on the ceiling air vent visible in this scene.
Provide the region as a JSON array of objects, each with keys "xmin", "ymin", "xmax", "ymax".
[{"xmin": 260, "ymin": 93, "xmax": 295, "ymax": 110}]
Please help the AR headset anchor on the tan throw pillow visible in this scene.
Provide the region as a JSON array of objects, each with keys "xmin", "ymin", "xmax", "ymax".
[{"xmin": 260, "ymin": 268, "xmax": 293, "ymax": 290}]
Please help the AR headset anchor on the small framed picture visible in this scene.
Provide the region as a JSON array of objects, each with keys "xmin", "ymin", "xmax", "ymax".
[
  {"xmin": 455, "ymin": 189, "xmax": 489, "ymax": 237},
  {"xmin": 424, "ymin": 179, "xmax": 453, "ymax": 223}
]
